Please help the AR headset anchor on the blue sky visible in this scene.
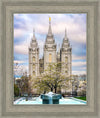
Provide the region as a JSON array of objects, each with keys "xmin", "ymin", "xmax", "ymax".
[{"xmin": 14, "ymin": 14, "xmax": 86, "ymax": 76}]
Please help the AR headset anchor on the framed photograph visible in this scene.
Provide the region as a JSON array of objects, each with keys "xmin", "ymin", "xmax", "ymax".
[
  {"xmin": 0, "ymin": 0, "xmax": 99, "ymax": 118},
  {"xmin": 13, "ymin": 13, "xmax": 87, "ymax": 105}
]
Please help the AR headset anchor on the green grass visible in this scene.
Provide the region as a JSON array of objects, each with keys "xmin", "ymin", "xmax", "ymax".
[{"xmin": 74, "ymin": 96, "xmax": 86, "ymax": 101}]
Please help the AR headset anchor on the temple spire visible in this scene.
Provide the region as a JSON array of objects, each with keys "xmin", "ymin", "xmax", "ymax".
[
  {"xmin": 32, "ymin": 28, "xmax": 36, "ymax": 40},
  {"xmin": 64, "ymin": 28, "xmax": 67, "ymax": 40},
  {"xmin": 48, "ymin": 17, "xmax": 52, "ymax": 36}
]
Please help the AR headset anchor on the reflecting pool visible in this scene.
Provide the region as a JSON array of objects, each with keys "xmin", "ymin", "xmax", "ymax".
[{"xmin": 14, "ymin": 97, "xmax": 86, "ymax": 105}]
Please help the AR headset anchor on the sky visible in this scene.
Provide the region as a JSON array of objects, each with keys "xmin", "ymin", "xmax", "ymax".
[{"xmin": 14, "ymin": 14, "xmax": 87, "ymax": 77}]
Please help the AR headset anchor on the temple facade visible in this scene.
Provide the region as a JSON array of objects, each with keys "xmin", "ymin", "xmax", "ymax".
[
  {"xmin": 29, "ymin": 18, "xmax": 72, "ymax": 78},
  {"xmin": 29, "ymin": 31, "xmax": 40, "ymax": 77}
]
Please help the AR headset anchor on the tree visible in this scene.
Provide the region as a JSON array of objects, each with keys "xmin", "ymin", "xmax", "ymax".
[
  {"xmin": 21, "ymin": 75, "xmax": 28, "ymax": 94},
  {"xmin": 14, "ymin": 84, "xmax": 19, "ymax": 97},
  {"xmin": 27, "ymin": 75, "xmax": 35, "ymax": 95},
  {"xmin": 16, "ymin": 75, "xmax": 29, "ymax": 96},
  {"xmin": 72, "ymin": 75, "xmax": 79, "ymax": 96},
  {"xmin": 21, "ymin": 75, "xmax": 34, "ymax": 96},
  {"xmin": 34, "ymin": 62, "xmax": 71, "ymax": 94}
]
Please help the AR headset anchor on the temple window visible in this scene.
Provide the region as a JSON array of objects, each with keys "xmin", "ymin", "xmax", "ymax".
[
  {"xmin": 65, "ymin": 64, "xmax": 68, "ymax": 69},
  {"xmin": 65, "ymin": 71, "xmax": 68, "ymax": 74},
  {"xmin": 33, "ymin": 71, "xmax": 35, "ymax": 75},
  {"xmin": 65, "ymin": 56, "xmax": 68, "ymax": 63},
  {"xmin": 49, "ymin": 53, "xmax": 52, "ymax": 62},
  {"xmin": 33, "ymin": 56, "xmax": 35, "ymax": 62},
  {"xmin": 33, "ymin": 64, "xmax": 35, "ymax": 70}
]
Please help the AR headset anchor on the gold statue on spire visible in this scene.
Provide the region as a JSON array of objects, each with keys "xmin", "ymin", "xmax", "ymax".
[{"xmin": 49, "ymin": 17, "xmax": 51, "ymax": 21}]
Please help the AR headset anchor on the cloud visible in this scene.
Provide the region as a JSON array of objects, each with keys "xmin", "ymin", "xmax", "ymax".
[
  {"xmin": 14, "ymin": 36, "xmax": 31, "ymax": 55},
  {"xmin": 72, "ymin": 55, "xmax": 86, "ymax": 60},
  {"xmin": 72, "ymin": 71, "xmax": 86, "ymax": 75},
  {"xmin": 14, "ymin": 64, "xmax": 28, "ymax": 76},
  {"xmin": 72, "ymin": 61, "xmax": 86, "ymax": 67},
  {"xmin": 14, "ymin": 35, "xmax": 45, "ymax": 58},
  {"xmin": 14, "ymin": 14, "xmax": 86, "ymax": 57},
  {"xmin": 14, "ymin": 14, "xmax": 86, "ymax": 76},
  {"xmin": 37, "ymin": 39, "xmax": 44, "ymax": 58},
  {"xmin": 14, "ymin": 60, "xmax": 25, "ymax": 64},
  {"xmin": 14, "ymin": 29, "xmax": 26, "ymax": 38},
  {"xmin": 14, "ymin": 14, "xmax": 86, "ymax": 44},
  {"xmin": 72, "ymin": 61, "xmax": 86, "ymax": 75},
  {"xmin": 14, "ymin": 44, "xmax": 28, "ymax": 55}
]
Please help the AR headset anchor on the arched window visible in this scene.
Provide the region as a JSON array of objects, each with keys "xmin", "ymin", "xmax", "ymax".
[
  {"xmin": 33, "ymin": 56, "xmax": 35, "ymax": 62},
  {"xmin": 65, "ymin": 71, "xmax": 68, "ymax": 74},
  {"xmin": 33, "ymin": 71, "xmax": 35, "ymax": 75},
  {"xmin": 49, "ymin": 54, "xmax": 52, "ymax": 62},
  {"xmin": 33, "ymin": 64, "xmax": 35, "ymax": 70},
  {"xmin": 65, "ymin": 56, "xmax": 68, "ymax": 63},
  {"xmin": 65, "ymin": 64, "xmax": 68, "ymax": 70}
]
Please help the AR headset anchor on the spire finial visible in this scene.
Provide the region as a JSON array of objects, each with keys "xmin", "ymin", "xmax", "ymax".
[
  {"xmin": 49, "ymin": 16, "xmax": 51, "ymax": 22},
  {"xmin": 65, "ymin": 28, "xmax": 67, "ymax": 37},
  {"xmin": 48, "ymin": 16, "xmax": 52, "ymax": 35},
  {"xmin": 32, "ymin": 28, "xmax": 36, "ymax": 40},
  {"xmin": 65, "ymin": 28, "xmax": 67, "ymax": 40},
  {"xmin": 33, "ymin": 28, "xmax": 35, "ymax": 35}
]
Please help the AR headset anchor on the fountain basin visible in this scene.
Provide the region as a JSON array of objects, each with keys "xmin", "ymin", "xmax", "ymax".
[{"xmin": 41, "ymin": 92, "xmax": 62, "ymax": 104}]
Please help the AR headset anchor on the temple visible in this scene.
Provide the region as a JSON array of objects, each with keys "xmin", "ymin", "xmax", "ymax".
[{"xmin": 29, "ymin": 17, "xmax": 72, "ymax": 79}]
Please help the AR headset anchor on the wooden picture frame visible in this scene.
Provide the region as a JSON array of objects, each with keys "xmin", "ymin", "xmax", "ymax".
[{"xmin": 0, "ymin": 0, "xmax": 99, "ymax": 118}]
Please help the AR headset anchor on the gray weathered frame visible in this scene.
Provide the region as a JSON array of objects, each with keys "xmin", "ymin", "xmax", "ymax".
[{"xmin": 0, "ymin": 0, "xmax": 99, "ymax": 118}]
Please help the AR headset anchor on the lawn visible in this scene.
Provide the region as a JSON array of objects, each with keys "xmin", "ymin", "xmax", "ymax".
[{"xmin": 74, "ymin": 96, "xmax": 86, "ymax": 101}]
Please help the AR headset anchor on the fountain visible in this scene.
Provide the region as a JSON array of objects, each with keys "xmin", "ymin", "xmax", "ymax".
[
  {"xmin": 14, "ymin": 92, "xmax": 87, "ymax": 104},
  {"xmin": 41, "ymin": 92, "xmax": 62, "ymax": 104}
]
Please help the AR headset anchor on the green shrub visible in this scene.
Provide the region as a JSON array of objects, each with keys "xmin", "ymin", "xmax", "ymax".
[{"xmin": 14, "ymin": 84, "xmax": 19, "ymax": 97}]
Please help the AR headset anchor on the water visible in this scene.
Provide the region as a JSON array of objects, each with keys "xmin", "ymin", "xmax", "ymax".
[
  {"xmin": 14, "ymin": 97, "xmax": 86, "ymax": 105},
  {"xmin": 45, "ymin": 92, "xmax": 55, "ymax": 104}
]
